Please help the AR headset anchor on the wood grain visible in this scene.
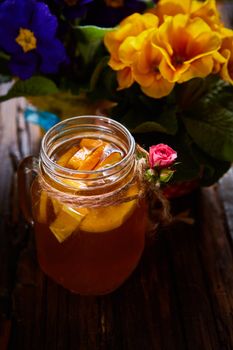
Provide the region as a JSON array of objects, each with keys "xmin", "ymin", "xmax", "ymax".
[
  {"xmin": 0, "ymin": 90, "xmax": 41, "ymax": 350},
  {"xmin": 0, "ymin": 94, "xmax": 233, "ymax": 350}
]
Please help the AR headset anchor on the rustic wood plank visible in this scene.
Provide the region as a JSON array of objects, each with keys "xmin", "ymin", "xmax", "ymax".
[
  {"xmin": 0, "ymin": 90, "xmax": 41, "ymax": 350},
  {"xmin": 1, "ymin": 94, "xmax": 233, "ymax": 349},
  {"xmin": 8, "ymin": 178, "xmax": 233, "ymax": 350},
  {"xmin": 197, "ymin": 186, "xmax": 233, "ymax": 350},
  {"xmin": 219, "ymin": 168, "xmax": 233, "ymax": 242},
  {"xmin": 10, "ymin": 225, "xmax": 188, "ymax": 350},
  {"xmin": 0, "ymin": 96, "xmax": 24, "ymax": 350},
  {"xmin": 164, "ymin": 193, "xmax": 221, "ymax": 350}
]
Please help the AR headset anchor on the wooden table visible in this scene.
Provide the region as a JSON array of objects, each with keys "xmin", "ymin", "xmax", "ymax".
[{"xmin": 0, "ymin": 96, "xmax": 233, "ymax": 350}]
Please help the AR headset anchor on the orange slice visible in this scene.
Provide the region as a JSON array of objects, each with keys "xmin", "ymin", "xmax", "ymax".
[
  {"xmin": 67, "ymin": 147, "xmax": 92, "ymax": 169},
  {"xmin": 49, "ymin": 205, "xmax": 88, "ymax": 242},
  {"xmin": 80, "ymin": 138, "xmax": 103, "ymax": 149},
  {"xmin": 67, "ymin": 139, "xmax": 106, "ymax": 169},
  {"xmin": 88, "ymin": 151, "xmax": 123, "ymax": 179},
  {"xmin": 38, "ymin": 191, "xmax": 48, "ymax": 223},
  {"xmin": 57, "ymin": 146, "xmax": 79, "ymax": 167},
  {"xmin": 70, "ymin": 145, "xmax": 105, "ymax": 178},
  {"xmin": 78, "ymin": 145, "xmax": 105, "ymax": 171},
  {"xmin": 80, "ymin": 184, "xmax": 139, "ymax": 233},
  {"xmin": 96, "ymin": 151, "xmax": 122, "ymax": 170},
  {"xmin": 51, "ymin": 197, "xmax": 61, "ymax": 215}
]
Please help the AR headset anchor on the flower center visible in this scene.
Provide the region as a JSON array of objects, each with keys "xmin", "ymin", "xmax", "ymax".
[
  {"xmin": 64, "ymin": 0, "xmax": 78, "ymax": 6},
  {"xmin": 172, "ymin": 54, "xmax": 184, "ymax": 67},
  {"xmin": 105, "ymin": 0, "xmax": 124, "ymax": 8},
  {"xmin": 151, "ymin": 63, "xmax": 162, "ymax": 79},
  {"xmin": 15, "ymin": 28, "xmax": 37, "ymax": 53}
]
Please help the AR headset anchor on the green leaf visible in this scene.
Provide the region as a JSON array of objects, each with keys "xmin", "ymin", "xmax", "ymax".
[
  {"xmin": 183, "ymin": 104, "xmax": 233, "ymax": 161},
  {"xmin": 190, "ymin": 144, "xmax": 231, "ymax": 186},
  {"xmin": 75, "ymin": 25, "xmax": 113, "ymax": 40},
  {"xmin": 0, "ymin": 51, "xmax": 10, "ymax": 61},
  {"xmin": 108, "ymin": 87, "xmax": 178, "ymax": 135},
  {"xmin": 0, "ymin": 76, "xmax": 59, "ymax": 102},
  {"xmin": 89, "ymin": 56, "xmax": 109, "ymax": 91},
  {"xmin": 175, "ymin": 78, "xmax": 209, "ymax": 110},
  {"xmin": 132, "ymin": 121, "xmax": 169, "ymax": 134},
  {"xmin": 75, "ymin": 25, "xmax": 113, "ymax": 65},
  {"xmin": 160, "ymin": 169, "xmax": 175, "ymax": 183},
  {"xmin": 88, "ymin": 65, "xmax": 118, "ymax": 100},
  {"xmin": 153, "ymin": 109, "xmax": 178, "ymax": 135},
  {"xmin": 122, "ymin": 104, "xmax": 178, "ymax": 135},
  {"xmin": 0, "ymin": 50, "xmax": 11, "ymax": 77},
  {"xmin": 170, "ymin": 135, "xmax": 201, "ymax": 183},
  {"xmin": 139, "ymin": 93, "xmax": 178, "ymax": 135}
]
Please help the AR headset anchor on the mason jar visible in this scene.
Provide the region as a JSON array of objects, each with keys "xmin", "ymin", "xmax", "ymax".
[{"xmin": 18, "ymin": 116, "xmax": 148, "ymax": 295}]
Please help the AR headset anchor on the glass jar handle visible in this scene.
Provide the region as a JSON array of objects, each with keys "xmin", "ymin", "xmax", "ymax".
[{"xmin": 18, "ymin": 156, "xmax": 38, "ymax": 226}]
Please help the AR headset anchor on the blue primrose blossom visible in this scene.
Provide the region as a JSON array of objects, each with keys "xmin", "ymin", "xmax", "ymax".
[
  {"xmin": 54, "ymin": 0, "xmax": 94, "ymax": 20},
  {"xmin": 0, "ymin": 0, "xmax": 68, "ymax": 79},
  {"xmin": 85, "ymin": 0, "xmax": 147, "ymax": 27}
]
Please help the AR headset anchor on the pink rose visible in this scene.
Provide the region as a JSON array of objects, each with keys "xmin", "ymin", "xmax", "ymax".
[{"xmin": 149, "ymin": 144, "xmax": 177, "ymax": 169}]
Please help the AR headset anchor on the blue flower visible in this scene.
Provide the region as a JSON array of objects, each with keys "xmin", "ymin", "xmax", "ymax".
[
  {"xmin": 54, "ymin": 0, "xmax": 94, "ymax": 20},
  {"xmin": 84, "ymin": 0, "xmax": 147, "ymax": 27},
  {"xmin": 0, "ymin": 0, "xmax": 68, "ymax": 79}
]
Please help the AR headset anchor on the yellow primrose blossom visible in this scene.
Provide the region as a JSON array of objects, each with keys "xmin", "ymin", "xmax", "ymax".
[
  {"xmin": 210, "ymin": 27, "xmax": 229, "ymax": 73},
  {"xmin": 217, "ymin": 29, "xmax": 233, "ymax": 84},
  {"xmin": 115, "ymin": 29, "xmax": 153, "ymax": 89},
  {"xmin": 132, "ymin": 31, "xmax": 174, "ymax": 98},
  {"xmin": 149, "ymin": 0, "xmax": 191, "ymax": 22},
  {"xmin": 117, "ymin": 67, "xmax": 134, "ymax": 89},
  {"xmin": 104, "ymin": 13, "xmax": 159, "ymax": 71},
  {"xmin": 149, "ymin": 0, "xmax": 223, "ymax": 31},
  {"xmin": 211, "ymin": 51, "xmax": 226, "ymax": 74},
  {"xmin": 152, "ymin": 14, "xmax": 222, "ymax": 83},
  {"xmin": 191, "ymin": 0, "xmax": 223, "ymax": 31}
]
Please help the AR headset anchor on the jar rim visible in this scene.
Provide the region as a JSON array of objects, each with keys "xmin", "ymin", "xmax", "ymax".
[{"xmin": 40, "ymin": 115, "xmax": 136, "ymax": 185}]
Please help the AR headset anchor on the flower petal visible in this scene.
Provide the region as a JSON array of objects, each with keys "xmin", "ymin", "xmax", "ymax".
[
  {"xmin": 37, "ymin": 39, "xmax": 67, "ymax": 74},
  {"xmin": 0, "ymin": 0, "xmax": 34, "ymax": 54},
  {"xmin": 191, "ymin": 0, "xmax": 222, "ymax": 30},
  {"xmin": 152, "ymin": 14, "xmax": 221, "ymax": 83},
  {"xmin": 141, "ymin": 76, "xmax": 174, "ymax": 98},
  {"xmin": 117, "ymin": 67, "xmax": 134, "ymax": 89},
  {"xmin": 219, "ymin": 36, "xmax": 233, "ymax": 84},
  {"xmin": 9, "ymin": 51, "xmax": 37, "ymax": 79},
  {"xmin": 118, "ymin": 30, "xmax": 150, "ymax": 64},
  {"xmin": 31, "ymin": 2, "xmax": 58, "ymax": 41},
  {"xmin": 0, "ymin": 26, "xmax": 20, "ymax": 54},
  {"xmin": 159, "ymin": 57, "xmax": 189, "ymax": 82},
  {"xmin": 149, "ymin": 0, "xmax": 191, "ymax": 23},
  {"xmin": 185, "ymin": 31, "xmax": 221, "ymax": 62},
  {"xmin": 177, "ymin": 55, "xmax": 214, "ymax": 83}
]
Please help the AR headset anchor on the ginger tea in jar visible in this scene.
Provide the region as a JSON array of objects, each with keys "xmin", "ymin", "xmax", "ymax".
[{"xmin": 20, "ymin": 116, "xmax": 147, "ymax": 295}]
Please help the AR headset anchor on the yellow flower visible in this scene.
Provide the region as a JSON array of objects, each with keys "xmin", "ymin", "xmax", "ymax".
[
  {"xmin": 218, "ymin": 29, "xmax": 233, "ymax": 84},
  {"xmin": 117, "ymin": 67, "xmax": 134, "ymax": 89},
  {"xmin": 116, "ymin": 29, "xmax": 152, "ymax": 89},
  {"xmin": 152, "ymin": 14, "xmax": 222, "ymax": 83},
  {"xmin": 149, "ymin": 0, "xmax": 191, "ymax": 21},
  {"xmin": 210, "ymin": 27, "xmax": 229, "ymax": 73},
  {"xmin": 104, "ymin": 13, "xmax": 159, "ymax": 71},
  {"xmin": 132, "ymin": 31, "xmax": 174, "ymax": 98},
  {"xmin": 149, "ymin": 0, "xmax": 223, "ymax": 31},
  {"xmin": 191, "ymin": 0, "xmax": 223, "ymax": 31},
  {"xmin": 104, "ymin": 13, "xmax": 159, "ymax": 89}
]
